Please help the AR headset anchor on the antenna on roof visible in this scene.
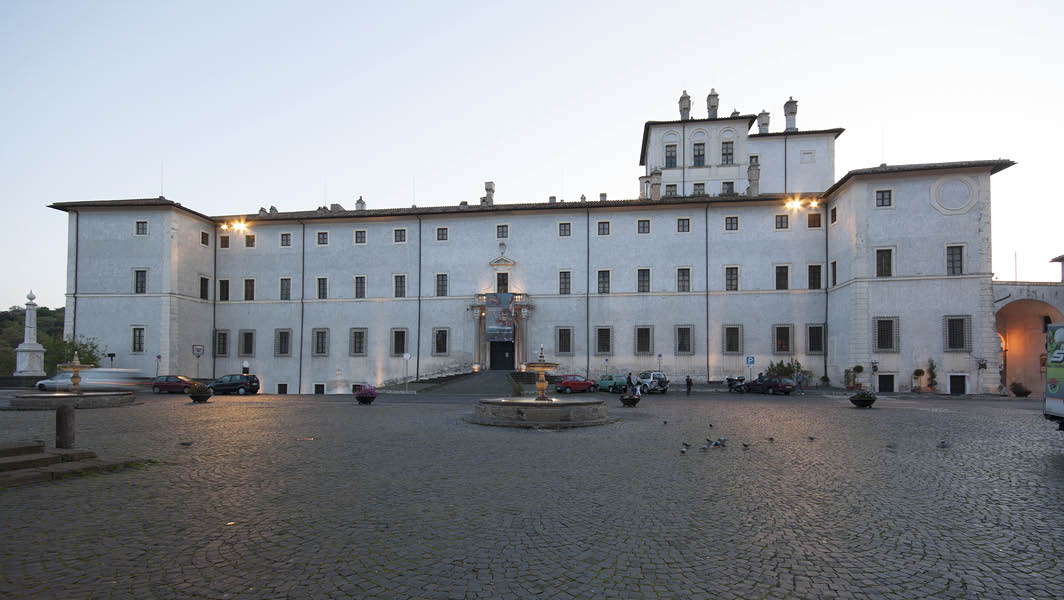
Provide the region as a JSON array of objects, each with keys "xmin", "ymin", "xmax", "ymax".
[{"xmin": 160, "ymin": 161, "xmax": 164, "ymax": 197}]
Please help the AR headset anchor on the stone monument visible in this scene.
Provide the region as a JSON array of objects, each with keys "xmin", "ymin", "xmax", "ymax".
[{"xmin": 13, "ymin": 291, "xmax": 45, "ymax": 377}]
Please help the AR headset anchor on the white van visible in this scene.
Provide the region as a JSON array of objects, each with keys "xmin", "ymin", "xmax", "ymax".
[
  {"xmin": 36, "ymin": 368, "xmax": 145, "ymax": 392},
  {"xmin": 1045, "ymin": 324, "xmax": 1064, "ymax": 431}
]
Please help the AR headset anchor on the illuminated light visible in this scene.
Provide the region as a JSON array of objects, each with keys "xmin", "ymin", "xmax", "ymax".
[
  {"xmin": 810, "ymin": 200, "xmax": 819, "ymax": 209},
  {"xmin": 220, "ymin": 223, "xmax": 229, "ymax": 230}
]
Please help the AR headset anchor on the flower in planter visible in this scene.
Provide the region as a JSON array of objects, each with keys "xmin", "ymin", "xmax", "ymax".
[
  {"xmin": 849, "ymin": 389, "xmax": 876, "ymax": 408},
  {"xmin": 188, "ymin": 382, "xmax": 212, "ymax": 402}
]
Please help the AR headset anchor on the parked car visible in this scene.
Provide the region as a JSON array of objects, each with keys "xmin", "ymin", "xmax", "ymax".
[
  {"xmin": 747, "ymin": 376, "xmax": 796, "ymax": 395},
  {"xmin": 554, "ymin": 374, "xmax": 597, "ymax": 394},
  {"xmin": 36, "ymin": 372, "xmax": 73, "ymax": 391},
  {"xmin": 207, "ymin": 374, "xmax": 260, "ymax": 395},
  {"xmin": 596, "ymin": 373, "xmax": 627, "ymax": 393},
  {"xmin": 352, "ymin": 382, "xmax": 378, "ymax": 400},
  {"xmin": 636, "ymin": 371, "xmax": 670, "ymax": 394},
  {"xmin": 36, "ymin": 369, "xmax": 144, "ymax": 392},
  {"xmin": 151, "ymin": 375, "xmax": 197, "ymax": 394}
]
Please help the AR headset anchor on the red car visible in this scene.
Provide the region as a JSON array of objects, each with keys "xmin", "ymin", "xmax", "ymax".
[
  {"xmin": 151, "ymin": 375, "xmax": 197, "ymax": 394},
  {"xmin": 554, "ymin": 374, "xmax": 598, "ymax": 394}
]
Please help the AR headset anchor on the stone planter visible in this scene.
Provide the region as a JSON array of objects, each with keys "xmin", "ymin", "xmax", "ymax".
[
  {"xmin": 356, "ymin": 395, "xmax": 375, "ymax": 405},
  {"xmin": 189, "ymin": 394, "xmax": 211, "ymax": 403},
  {"xmin": 849, "ymin": 391, "xmax": 876, "ymax": 408},
  {"xmin": 620, "ymin": 395, "xmax": 640, "ymax": 407}
]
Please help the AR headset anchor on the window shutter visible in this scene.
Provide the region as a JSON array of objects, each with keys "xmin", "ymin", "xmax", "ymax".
[{"xmin": 274, "ymin": 329, "xmax": 281, "ymax": 356}]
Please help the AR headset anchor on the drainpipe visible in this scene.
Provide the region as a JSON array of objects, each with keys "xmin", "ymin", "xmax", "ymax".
[
  {"xmin": 704, "ymin": 202, "xmax": 710, "ymax": 381},
  {"xmin": 211, "ymin": 219, "xmax": 218, "ymax": 379},
  {"xmin": 71, "ymin": 210, "xmax": 79, "ymax": 340},
  {"xmin": 824, "ymin": 203, "xmax": 829, "ymax": 382},
  {"xmin": 416, "ymin": 215, "xmax": 422, "ymax": 381},
  {"xmin": 298, "ymin": 221, "xmax": 306, "ymax": 393},
  {"xmin": 585, "ymin": 206, "xmax": 591, "ymax": 379}
]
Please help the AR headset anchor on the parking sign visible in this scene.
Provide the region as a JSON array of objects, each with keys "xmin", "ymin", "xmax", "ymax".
[{"xmin": 746, "ymin": 355, "xmax": 755, "ymax": 366}]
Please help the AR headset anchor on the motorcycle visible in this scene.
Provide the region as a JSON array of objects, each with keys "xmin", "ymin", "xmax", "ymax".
[{"xmin": 726, "ymin": 376, "xmax": 747, "ymax": 393}]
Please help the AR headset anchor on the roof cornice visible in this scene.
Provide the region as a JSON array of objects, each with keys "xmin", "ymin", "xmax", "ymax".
[{"xmin": 822, "ymin": 160, "xmax": 1016, "ymax": 199}]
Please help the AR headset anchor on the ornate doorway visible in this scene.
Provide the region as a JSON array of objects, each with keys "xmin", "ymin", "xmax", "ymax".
[{"xmin": 490, "ymin": 341, "xmax": 515, "ymax": 371}]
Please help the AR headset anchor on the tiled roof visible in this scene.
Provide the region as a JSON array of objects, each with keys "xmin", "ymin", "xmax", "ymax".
[
  {"xmin": 49, "ymin": 197, "xmax": 214, "ymax": 222},
  {"xmin": 747, "ymin": 128, "xmax": 845, "ymax": 139},
  {"xmin": 822, "ymin": 160, "xmax": 1016, "ymax": 198}
]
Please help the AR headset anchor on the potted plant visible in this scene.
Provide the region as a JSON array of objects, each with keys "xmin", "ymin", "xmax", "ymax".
[
  {"xmin": 353, "ymin": 382, "xmax": 378, "ymax": 404},
  {"xmin": 620, "ymin": 393, "xmax": 640, "ymax": 407},
  {"xmin": 1010, "ymin": 381, "xmax": 1031, "ymax": 398},
  {"xmin": 188, "ymin": 382, "xmax": 212, "ymax": 403},
  {"xmin": 912, "ymin": 368, "xmax": 925, "ymax": 392},
  {"xmin": 820, "ymin": 375, "xmax": 831, "ymax": 388},
  {"xmin": 843, "ymin": 368, "xmax": 853, "ymax": 390},
  {"xmin": 926, "ymin": 359, "xmax": 938, "ymax": 392},
  {"xmin": 852, "ymin": 365, "xmax": 864, "ymax": 389},
  {"xmin": 849, "ymin": 389, "xmax": 876, "ymax": 408}
]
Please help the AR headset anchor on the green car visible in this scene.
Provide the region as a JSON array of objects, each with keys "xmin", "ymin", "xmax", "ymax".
[{"xmin": 596, "ymin": 374, "xmax": 628, "ymax": 393}]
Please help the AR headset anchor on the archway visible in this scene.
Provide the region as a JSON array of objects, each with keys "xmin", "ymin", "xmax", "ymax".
[{"xmin": 996, "ymin": 299, "xmax": 1064, "ymax": 398}]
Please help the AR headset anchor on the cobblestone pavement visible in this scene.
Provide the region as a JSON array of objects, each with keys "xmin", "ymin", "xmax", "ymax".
[{"xmin": 1, "ymin": 392, "xmax": 1062, "ymax": 599}]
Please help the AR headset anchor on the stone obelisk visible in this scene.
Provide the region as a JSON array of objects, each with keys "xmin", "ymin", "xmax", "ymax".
[{"xmin": 14, "ymin": 291, "xmax": 46, "ymax": 376}]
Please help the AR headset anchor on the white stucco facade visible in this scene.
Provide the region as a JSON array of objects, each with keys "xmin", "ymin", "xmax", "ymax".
[{"xmin": 52, "ymin": 92, "xmax": 1039, "ymax": 395}]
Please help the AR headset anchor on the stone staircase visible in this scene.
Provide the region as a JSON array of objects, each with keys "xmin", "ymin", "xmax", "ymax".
[{"xmin": 0, "ymin": 441, "xmax": 141, "ymax": 489}]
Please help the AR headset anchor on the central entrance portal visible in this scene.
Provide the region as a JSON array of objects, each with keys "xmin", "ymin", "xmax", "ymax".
[{"xmin": 490, "ymin": 341, "xmax": 515, "ymax": 371}]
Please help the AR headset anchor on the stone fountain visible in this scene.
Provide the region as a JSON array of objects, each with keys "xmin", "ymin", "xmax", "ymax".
[
  {"xmin": 13, "ymin": 351, "xmax": 136, "ymax": 411},
  {"xmin": 467, "ymin": 346, "xmax": 612, "ymax": 428}
]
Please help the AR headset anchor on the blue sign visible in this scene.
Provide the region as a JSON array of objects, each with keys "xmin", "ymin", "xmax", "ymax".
[{"xmin": 746, "ymin": 355, "xmax": 755, "ymax": 366}]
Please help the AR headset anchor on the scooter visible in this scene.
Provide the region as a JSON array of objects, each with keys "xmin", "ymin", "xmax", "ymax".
[{"xmin": 726, "ymin": 376, "xmax": 747, "ymax": 393}]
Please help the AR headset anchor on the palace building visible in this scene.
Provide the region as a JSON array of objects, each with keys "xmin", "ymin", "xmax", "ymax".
[{"xmin": 51, "ymin": 90, "xmax": 1061, "ymax": 396}]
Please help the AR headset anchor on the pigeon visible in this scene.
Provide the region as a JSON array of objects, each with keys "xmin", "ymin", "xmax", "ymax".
[
  {"xmin": 886, "ymin": 442, "xmax": 897, "ymax": 449},
  {"xmin": 742, "ymin": 443, "xmax": 750, "ymax": 449},
  {"xmin": 711, "ymin": 441, "xmax": 722, "ymax": 448},
  {"xmin": 937, "ymin": 440, "xmax": 950, "ymax": 449},
  {"xmin": 699, "ymin": 445, "xmax": 709, "ymax": 452},
  {"xmin": 808, "ymin": 436, "xmax": 817, "ymax": 441},
  {"xmin": 680, "ymin": 447, "xmax": 687, "ymax": 454},
  {"xmin": 179, "ymin": 441, "xmax": 193, "ymax": 447},
  {"xmin": 682, "ymin": 442, "xmax": 691, "ymax": 449},
  {"xmin": 766, "ymin": 437, "xmax": 775, "ymax": 442},
  {"xmin": 663, "ymin": 420, "xmax": 668, "ymax": 425},
  {"xmin": 708, "ymin": 423, "xmax": 713, "ymax": 428}
]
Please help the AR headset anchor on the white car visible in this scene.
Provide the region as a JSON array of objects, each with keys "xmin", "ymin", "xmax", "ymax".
[
  {"xmin": 35, "ymin": 369, "xmax": 144, "ymax": 392},
  {"xmin": 636, "ymin": 371, "xmax": 670, "ymax": 394}
]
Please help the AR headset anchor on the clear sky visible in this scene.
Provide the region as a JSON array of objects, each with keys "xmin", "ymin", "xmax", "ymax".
[{"xmin": 2, "ymin": 0, "xmax": 1061, "ymax": 310}]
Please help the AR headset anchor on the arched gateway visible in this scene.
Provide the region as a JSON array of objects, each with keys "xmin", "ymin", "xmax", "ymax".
[{"xmin": 994, "ymin": 283, "xmax": 1064, "ymax": 399}]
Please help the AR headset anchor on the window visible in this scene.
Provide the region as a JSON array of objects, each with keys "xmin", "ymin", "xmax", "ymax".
[
  {"xmin": 280, "ymin": 278, "xmax": 291, "ymax": 301},
  {"xmin": 349, "ymin": 328, "xmax": 367, "ymax": 356},
  {"xmin": 665, "ymin": 184, "xmax": 677, "ymax": 196},
  {"xmin": 725, "ymin": 216, "xmax": 738, "ymax": 231},
  {"xmin": 394, "ymin": 228, "xmax": 406, "ymax": 243},
  {"xmin": 725, "ymin": 266, "xmax": 739, "ymax": 291},
  {"xmin": 131, "ymin": 327, "xmax": 145, "ymax": 353},
  {"xmin": 808, "ymin": 265, "xmax": 822, "ymax": 290},
  {"xmin": 775, "ymin": 265, "xmax": 789, "ymax": 290},
  {"xmin": 354, "ymin": 276, "xmax": 366, "ymax": 299},
  {"xmin": 244, "ymin": 279, "xmax": 255, "ymax": 301},
  {"xmin": 597, "ymin": 270, "xmax": 610, "ymax": 294},
  {"xmin": 558, "ymin": 271, "xmax": 571, "ymax": 295},
  {"xmin": 947, "ymin": 245, "xmax": 963, "ymax": 275},
  {"xmin": 313, "ymin": 384, "xmax": 325, "ymax": 395},
  {"xmin": 433, "ymin": 328, "xmax": 449, "ymax": 355},
  {"xmin": 874, "ymin": 317, "xmax": 899, "ymax": 352},
  {"xmin": 665, "ymin": 144, "xmax": 677, "ymax": 168},
  {"xmin": 723, "ymin": 325, "xmax": 743, "ymax": 354},
  {"xmin": 675, "ymin": 325, "xmax": 694, "ymax": 354},
  {"xmin": 245, "ymin": 234, "xmax": 255, "ymax": 248},
  {"xmin": 693, "ymin": 183, "xmax": 705, "ymax": 195},
  {"xmin": 944, "ymin": 316, "xmax": 972, "ymax": 352},
  {"xmin": 218, "ymin": 280, "xmax": 229, "ymax": 302},
  {"xmin": 830, "ymin": 207, "xmax": 837, "ymax": 224},
  {"xmin": 637, "ymin": 219, "xmax": 650, "ymax": 234},
  {"xmin": 312, "ymin": 328, "xmax": 329, "ymax": 356},
  {"xmin": 875, "ymin": 190, "xmax": 892, "ymax": 208},
  {"xmin": 831, "ymin": 261, "xmax": 837, "ymax": 287},
  {"xmin": 134, "ymin": 269, "xmax": 147, "ymax": 294},
  {"xmin": 721, "ymin": 141, "xmax": 734, "ymax": 165},
  {"xmin": 677, "ymin": 268, "xmax": 691, "ymax": 292},
  {"xmin": 556, "ymin": 327, "xmax": 573, "ymax": 355},
  {"xmin": 391, "ymin": 329, "xmax": 407, "ymax": 356},
  {"xmin": 436, "ymin": 227, "xmax": 448, "ymax": 241},
  {"xmin": 275, "ymin": 329, "xmax": 292, "ymax": 356},
  {"xmin": 808, "ymin": 213, "xmax": 821, "ymax": 228},
  {"xmin": 214, "ymin": 330, "xmax": 229, "ymax": 356},
  {"xmin": 280, "ymin": 232, "xmax": 291, "ymax": 247},
  {"xmin": 693, "ymin": 143, "xmax": 705, "ymax": 166},
  {"xmin": 558, "ymin": 222, "xmax": 571, "ymax": 237},
  {"xmin": 201, "ymin": 232, "xmax": 210, "ymax": 246},
  {"xmin": 435, "ymin": 274, "xmax": 448, "ymax": 296},
  {"xmin": 239, "ymin": 330, "xmax": 255, "ymax": 356},
  {"xmin": 135, "ymin": 221, "xmax": 148, "ymax": 235},
  {"xmin": 876, "ymin": 249, "xmax": 892, "ymax": 277},
  {"xmin": 677, "ymin": 218, "xmax": 690, "ymax": 232},
  {"xmin": 773, "ymin": 324, "xmax": 793, "ymax": 354},
  {"xmin": 749, "ymin": 155, "xmax": 759, "ymax": 165},
  {"xmin": 497, "ymin": 224, "xmax": 509, "ymax": 239},
  {"xmin": 721, "ymin": 181, "xmax": 735, "ymax": 195},
  {"xmin": 635, "ymin": 326, "xmax": 653, "ymax": 354},
  {"xmin": 200, "ymin": 277, "xmax": 210, "ymax": 300},
  {"xmin": 277, "ymin": 383, "xmax": 288, "ymax": 394},
  {"xmin": 220, "ymin": 235, "xmax": 230, "ymax": 249},
  {"xmin": 354, "ymin": 230, "xmax": 366, "ymax": 244},
  {"xmin": 597, "ymin": 221, "xmax": 610, "ymax": 236},
  {"xmin": 595, "ymin": 327, "xmax": 612, "ymax": 354},
  {"xmin": 317, "ymin": 277, "xmax": 328, "ymax": 300},
  {"xmin": 637, "ymin": 268, "xmax": 650, "ymax": 293},
  {"xmin": 775, "ymin": 214, "xmax": 789, "ymax": 230},
  {"xmin": 313, "ymin": 231, "xmax": 327, "ymax": 246},
  {"xmin": 807, "ymin": 324, "xmax": 825, "ymax": 354},
  {"xmin": 394, "ymin": 275, "xmax": 406, "ymax": 298},
  {"xmin": 496, "ymin": 272, "xmax": 508, "ymax": 294}
]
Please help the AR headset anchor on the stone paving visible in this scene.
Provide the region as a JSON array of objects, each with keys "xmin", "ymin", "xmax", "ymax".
[{"xmin": 0, "ymin": 391, "xmax": 1062, "ymax": 599}]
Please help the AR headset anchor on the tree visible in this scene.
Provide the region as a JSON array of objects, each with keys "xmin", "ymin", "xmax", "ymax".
[{"xmin": 43, "ymin": 336, "xmax": 105, "ymax": 376}]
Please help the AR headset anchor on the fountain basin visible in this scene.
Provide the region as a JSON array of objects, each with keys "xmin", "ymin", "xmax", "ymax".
[
  {"xmin": 466, "ymin": 396, "xmax": 613, "ymax": 429},
  {"xmin": 9, "ymin": 392, "xmax": 135, "ymax": 410}
]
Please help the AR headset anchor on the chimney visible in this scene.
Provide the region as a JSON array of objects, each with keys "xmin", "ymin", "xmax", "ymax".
[
  {"xmin": 706, "ymin": 88, "xmax": 719, "ymax": 119},
  {"xmin": 549, "ymin": 196, "xmax": 557, "ymax": 204},
  {"xmin": 480, "ymin": 181, "xmax": 495, "ymax": 206},
  {"xmin": 599, "ymin": 193, "xmax": 607, "ymax": 201},
  {"xmin": 649, "ymin": 171, "xmax": 662, "ymax": 201},
  {"xmin": 638, "ymin": 176, "xmax": 651, "ymax": 200},
  {"xmin": 757, "ymin": 110, "xmax": 770, "ymax": 134},
  {"xmin": 747, "ymin": 163, "xmax": 760, "ymax": 196},
  {"xmin": 784, "ymin": 96, "xmax": 798, "ymax": 132},
  {"xmin": 330, "ymin": 203, "xmax": 344, "ymax": 212},
  {"xmin": 730, "ymin": 109, "xmax": 739, "ymax": 117},
  {"xmin": 355, "ymin": 196, "xmax": 366, "ymax": 211},
  {"xmin": 580, "ymin": 194, "xmax": 587, "ymax": 202},
  {"xmin": 678, "ymin": 90, "xmax": 691, "ymax": 120},
  {"xmin": 269, "ymin": 205, "xmax": 278, "ymax": 214}
]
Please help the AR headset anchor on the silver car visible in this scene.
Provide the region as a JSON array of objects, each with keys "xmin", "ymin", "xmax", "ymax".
[{"xmin": 35, "ymin": 369, "xmax": 144, "ymax": 392}]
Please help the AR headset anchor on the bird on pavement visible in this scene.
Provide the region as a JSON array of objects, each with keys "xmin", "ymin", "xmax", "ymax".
[
  {"xmin": 179, "ymin": 441, "xmax": 193, "ymax": 447},
  {"xmin": 808, "ymin": 436, "xmax": 817, "ymax": 441},
  {"xmin": 937, "ymin": 440, "xmax": 950, "ymax": 449},
  {"xmin": 742, "ymin": 443, "xmax": 750, "ymax": 449},
  {"xmin": 682, "ymin": 442, "xmax": 691, "ymax": 448},
  {"xmin": 766, "ymin": 437, "xmax": 775, "ymax": 442}
]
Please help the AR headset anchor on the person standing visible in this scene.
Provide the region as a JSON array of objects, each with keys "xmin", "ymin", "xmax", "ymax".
[
  {"xmin": 685, "ymin": 375, "xmax": 693, "ymax": 395},
  {"xmin": 796, "ymin": 371, "xmax": 806, "ymax": 395},
  {"xmin": 626, "ymin": 372, "xmax": 633, "ymax": 395}
]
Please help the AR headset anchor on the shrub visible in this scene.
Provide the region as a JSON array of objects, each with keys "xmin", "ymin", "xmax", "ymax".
[
  {"xmin": 188, "ymin": 382, "xmax": 210, "ymax": 396},
  {"xmin": 820, "ymin": 375, "xmax": 831, "ymax": 385},
  {"xmin": 927, "ymin": 359, "xmax": 938, "ymax": 388},
  {"xmin": 850, "ymin": 389, "xmax": 876, "ymax": 402},
  {"xmin": 1010, "ymin": 381, "xmax": 1031, "ymax": 398},
  {"xmin": 853, "ymin": 365, "xmax": 864, "ymax": 374},
  {"xmin": 913, "ymin": 368, "xmax": 925, "ymax": 378}
]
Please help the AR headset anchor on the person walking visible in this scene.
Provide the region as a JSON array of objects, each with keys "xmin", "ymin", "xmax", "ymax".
[
  {"xmin": 626, "ymin": 372, "xmax": 633, "ymax": 395},
  {"xmin": 796, "ymin": 371, "xmax": 806, "ymax": 395},
  {"xmin": 685, "ymin": 375, "xmax": 693, "ymax": 395}
]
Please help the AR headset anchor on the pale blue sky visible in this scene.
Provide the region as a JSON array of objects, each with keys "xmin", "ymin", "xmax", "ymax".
[{"xmin": 2, "ymin": 0, "xmax": 1061, "ymax": 309}]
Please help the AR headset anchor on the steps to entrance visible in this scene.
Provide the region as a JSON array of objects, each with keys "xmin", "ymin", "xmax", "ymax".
[
  {"xmin": 0, "ymin": 441, "xmax": 45, "ymax": 458},
  {"xmin": 426, "ymin": 370, "xmax": 518, "ymax": 396},
  {"xmin": 0, "ymin": 443, "xmax": 144, "ymax": 489}
]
